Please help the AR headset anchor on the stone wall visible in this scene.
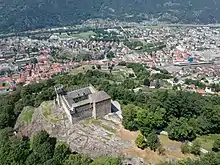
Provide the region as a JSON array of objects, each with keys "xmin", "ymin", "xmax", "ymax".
[
  {"xmin": 60, "ymin": 94, "xmax": 111, "ymax": 124},
  {"xmin": 60, "ymin": 95, "xmax": 73, "ymax": 124},
  {"xmin": 95, "ymin": 99, "xmax": 111, "ymax": 118},
  {"xmin": 71, "ymin": 103, "xmax": 92, "ymax": 118}
]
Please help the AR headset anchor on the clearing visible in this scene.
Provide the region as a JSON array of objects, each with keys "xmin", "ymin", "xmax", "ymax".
[
  {"xmin": 14, "ymin": 101, "xmax": 144, "ymax": 164},
  {"xmin": 195, "ymin": 134, "xmax": 220, "ymax": 151},
  {"xmin": 59, "ymin": 31, "xmax": 96, "ymax": 39},
  {"xmin": 70, "ymin": 65, "xmax": 93, "ymax": 75},
  {"xmin": 117, "ymin": 128, "xmax": 194, "ymax": 165},
  {"xmin": 70, "ymin": 65, "xmax": 129, "ymax": 83},
  {"xmin": 17, "ymin": 106, "xmax": 35, "ymax": 124},
  {"xmin": 15, "ymin": 100, "xmax": 195, "ymax": 165}
]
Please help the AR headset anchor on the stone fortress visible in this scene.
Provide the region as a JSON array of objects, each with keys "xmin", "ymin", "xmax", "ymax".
[{"xmin": 55, "ymin": 85, "xmax": 113, "ymax": 124}]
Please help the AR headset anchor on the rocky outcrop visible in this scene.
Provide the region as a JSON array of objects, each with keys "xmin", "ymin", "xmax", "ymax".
[{"xmin": 15, "ymin": 101, "xmax": 146, "ymax": 165}]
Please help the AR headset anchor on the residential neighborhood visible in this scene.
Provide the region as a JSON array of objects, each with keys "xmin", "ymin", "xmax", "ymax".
[{"xmin": 0, "ymin": 20, "xmax": 220, "ymax": 96}]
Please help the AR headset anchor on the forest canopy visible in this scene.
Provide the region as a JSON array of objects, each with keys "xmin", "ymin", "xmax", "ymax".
[{"xmin": 1, "ymin": 0, "xmax": 220, "ymax": 33}]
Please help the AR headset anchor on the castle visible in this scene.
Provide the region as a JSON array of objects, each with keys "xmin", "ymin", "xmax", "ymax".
[{"xmin": 55, "ymin": 85, "xmax": 112, "ymax": 124}]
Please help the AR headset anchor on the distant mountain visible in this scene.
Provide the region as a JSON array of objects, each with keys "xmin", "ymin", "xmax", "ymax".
[{"xmin": 0, "ymin": 0, "xmax": 220, "ymax": 33}]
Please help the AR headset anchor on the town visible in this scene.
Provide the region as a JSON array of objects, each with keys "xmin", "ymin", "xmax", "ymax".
[
  {"xmin": 0, "ymin": 19, "xmax": 220, "ymax": 96},
  {"xmin": 1, "ymin": 19, "xmax": 220, "ymax": 165}
]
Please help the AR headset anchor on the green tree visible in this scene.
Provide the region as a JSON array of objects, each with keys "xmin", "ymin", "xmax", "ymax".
[
  {"xmin": 25, "ymin": 153, "xmax": 40, "ymax": 165},
  {"xmin": 34, "ymin": 142, "xmax": 55, "ymax": 163},
  {"xmin": 64, "ymin": 154, "xmax": 91, "ymax": 165},
  {"xmin": 143, "ymin": 78, "xmax": 150, "ymax": 86},
  {"xmin": 172, "ymin": 152, "xmax": 220, "ymax": 165},
  {"xmin": 146, "ymin": 131, "xmax": 160, "ymax": 152},
  {"xmin": 212, "ymin": 138, "xmax": 220, "ymax": 152},
  {"xmin": 135, "ymin": 133, "xmax": 147, "ymax": 149},
  {"xmin": 122, "ymin": 104, "xmax": 140, "ymax": 131},
  {"xmin": 0, "ymin": 127, "xmax": 13, "ymax": 145},
  {"xmin": 0, "ymin": 104, "xmax": 15, "ymax": 129},
  {"xmin": 172, "ymin": 85, "xmax": 178, "ymax": 91},
  {"xmin": 31, "ymin": 131, "xmax": 50, "ymax": 151},
  {"xmin": 0, "ymin": 128, "xmax": 13, "ymax": 164},
  {"xmin": 43, "ymin": 159, "xmax": 60, "ymax": 165},
  {"xmin": 155, "ymin": 80, "xmax": 161, "ymax": 89},
  {"xmin": 31, "ymin": 58, "xmax": 38, "ymax": 64},
  {"xmin": 191, "ymin": 140, "xmax": 201, "ymax": 156},
  {"xmin": 122, "ymin": 79, "xmax": 136, "ymax": 89},
  {"xmin": 7, "ymin": 138, "xmax": 30, "ymax": 163},
  {"xmin": 53, "ymin": 143, "xmax": 71, "ymax": 163},
  {"xmin": 137, "ymin": 107, "xmax": 166, "ymax": 137},
  {"xmin": 14, "ymin": 100, "xmax": 24, "ymax": 115},
  {"xmin": 202, "ymin": 105, "xmax": 220, "ymax": 134},
  {"xmin": 91, "ymin": 156, "xmax": 122, "ymax": 165},
  {"xmin": 174, "ymin": 77, "xmax": 179, "ymax": 83},
  {"xmin": 167, "ymin": 118, "xmax": 196, "ymax": 141},
  {"xmin": 96, "ymin": 65, "xmax": 101, "ymax": 69},
  {"xmin": 107, "ymin": 51, "xmax": 115, "ymax": 59},
  {"xmin": 158, "ymin": 145, "xmax": 166, "ymax": 155},
  {"xmin": 0, "ymin": 112, "xmax": 13, "ymax": 129},
  {"xmin": 181, "ymin": 143, "xmax": 190, "ymax": 154}
]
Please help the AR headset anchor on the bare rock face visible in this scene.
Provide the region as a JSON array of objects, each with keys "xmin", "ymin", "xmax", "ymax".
[{"xmin": 15, "ymin": 101, "xmax": 146, "ymax": 165}]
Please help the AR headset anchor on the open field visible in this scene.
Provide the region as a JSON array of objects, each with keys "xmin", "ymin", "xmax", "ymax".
[
  {"xmin": 195, "ymin": 134, "xmax": 220, "ymax": 151},
  {"xmin": 141, "ymin": 86, "xmax": 169, "ymax": 93},
  {"xmin": 70, "ymin": 65, "xmax": 93, "ymax": 75},
  {"xmin": 116, "ymin": 128, "xmax": 194, "ymax": 165},
  {"xmin": 59, "ymin": 31, "xmax": 96, "ymax": 39},
  {"xmin": 101, "ymin": 65, "xmax": 134, "ymax": 82},
  {"xmin": 70, "ymin": 65, "xmax": 130, "ymax": 83},
  {"xmin": 20, "ymin": 107, "xmax": 35, "ymax": 123},
  {"xmin": 42, "ymin": 101, "xmax": 64, "ymax": 123}
]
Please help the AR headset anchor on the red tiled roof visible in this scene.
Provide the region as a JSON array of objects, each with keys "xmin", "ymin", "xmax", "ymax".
[{"xmin": 196, "ymin": 89, "xmax": 206, "ymax": 94}]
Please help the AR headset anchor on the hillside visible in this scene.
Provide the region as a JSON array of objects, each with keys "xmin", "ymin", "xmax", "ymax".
[
  {"xmin": 15, "ymin": 101, "xmax": 145, "ymax": 164},
  {"xmin": 0, "ymin": 0, "xmax": 220, "ymax": 33},
  {"xmin": 14, "ymin": 101, "xmax": 195, "ymax": 164}
]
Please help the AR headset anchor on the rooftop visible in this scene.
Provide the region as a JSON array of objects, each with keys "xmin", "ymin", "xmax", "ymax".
[
  {"xmin": 62, "ymin": 86, "xmax": 111, "ymax": 109},
  {"xmin": 89, "ymin": 91, "xmax": 111, "ymax": 103},
  {"xmin": 66, "ymin": 87, "xmax": 92, "ymax": 100},
  {"xmin": 72, "ymin": 99, "xmax": 90, "ymax": 108}
]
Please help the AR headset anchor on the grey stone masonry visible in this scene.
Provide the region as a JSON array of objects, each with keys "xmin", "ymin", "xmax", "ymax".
[{"xmin": 55, "ymin": 85, "xmax": 111, "ymax": 124}]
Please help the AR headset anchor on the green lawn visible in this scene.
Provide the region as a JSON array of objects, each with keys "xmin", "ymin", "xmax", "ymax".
[
  {"xmin": 42, "ymin": 101, "xmax": 61, "ymax": 123},
  {"xmin": 111, "ymin": 71, "xmax": 126, "ymax": 82},
  {"xmin": 20, "ymin": 107, "xmax": 35, "ymax": 123},
  {"xmin": 195, "ymin": 134, "xmax": 220, "ymax": 151},
  {"xmin": 141, "ymin": 86, "xmax": 168, "ymax": 93},
  {"xmin": 42, "ymin": 102, "xmax": 53, "ymax": 118},
  {"xmin": 70, "ymin": 65, "xmax": 93, "ymax": 75},
  {"xmin": 59, "ymin": 31, "xmax": 96, "ymax": 39}
]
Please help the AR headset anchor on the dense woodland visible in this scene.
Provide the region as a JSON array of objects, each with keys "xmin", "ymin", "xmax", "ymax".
[
  {"xmin": 1, "ymin": 63, "xmax": 220, "ymax": 164},
  {"xmin": 1, "ymin": 0, "xmax": 220, "ymax": 33}
]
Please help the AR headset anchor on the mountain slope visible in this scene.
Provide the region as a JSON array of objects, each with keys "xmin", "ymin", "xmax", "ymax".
[{"xmin": 0, "ymin": 0, "xmax": 220, "ymax": 33}]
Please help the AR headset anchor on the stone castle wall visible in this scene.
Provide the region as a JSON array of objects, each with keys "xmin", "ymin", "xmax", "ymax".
[
  {"xmin": 59, "ymin": 95, "xmax": 73, "ymax": 124},
  {"xmin": 71, "ymin": 103, "xmax": 93, "ymax": 123},
  {"xmin": 95, "ymin": 99, "xmax": 111, "ymax": 118},
  {"xmin": 59, "ymin": 94, "xmax": 111, "ymax": 124}
]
